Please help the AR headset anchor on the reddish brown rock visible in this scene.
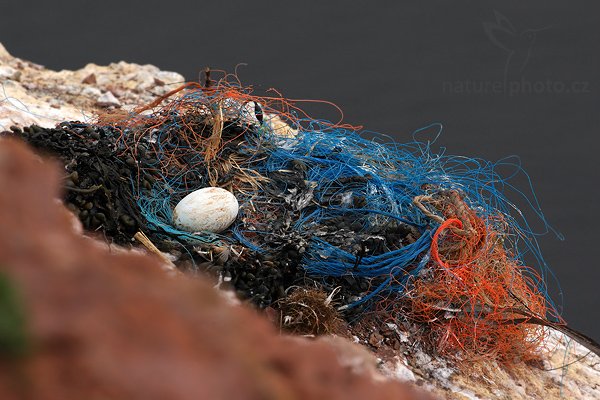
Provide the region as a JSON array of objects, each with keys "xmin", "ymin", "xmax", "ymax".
[{"xmin": 0, "ymin": 138, "xmax": 431, "ymax": 400}]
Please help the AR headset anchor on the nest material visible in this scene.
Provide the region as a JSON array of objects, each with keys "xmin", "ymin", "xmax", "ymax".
[
  {"xmin": 277, "ymin": 288, "xmax": 345, "ymax": 336},
  {"xmin": 1, "ymin": 79, "xmax": 574, "ymax": 364}
]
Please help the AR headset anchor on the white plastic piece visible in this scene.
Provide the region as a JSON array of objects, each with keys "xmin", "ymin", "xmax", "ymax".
[{"xmin": 173, "ymin": 187, "xmax": 239, "ymax": 233}]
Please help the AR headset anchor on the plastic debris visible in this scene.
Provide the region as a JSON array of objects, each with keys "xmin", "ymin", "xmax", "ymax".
[{"xmin": 1, "ymin": 75, "xmax": 569, "ymax": 363}]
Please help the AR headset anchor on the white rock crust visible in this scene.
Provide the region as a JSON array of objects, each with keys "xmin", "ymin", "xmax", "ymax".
[
  {"xmin": 173, "ymin": 187, "xmax": 239, "ymax": 233},
  {"xmin": 377, "ymin": 328, "xmax": 600, "ymax": 400},
  {"xmin": 0, "ymin": 42, "xmax": 184, "ymax": 130}
]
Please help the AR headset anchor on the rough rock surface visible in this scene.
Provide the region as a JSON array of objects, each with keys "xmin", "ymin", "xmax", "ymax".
[
  {"xmin": 1, "ymin": 41, "xmax": 599, "ymax": 399},
  {"xmin": 0, "ymin": 42, "xmax": 184, "ymax": 130},
  {"xmin": 379, "ymin": 332, "xmax": 600, "ymax": 399}
]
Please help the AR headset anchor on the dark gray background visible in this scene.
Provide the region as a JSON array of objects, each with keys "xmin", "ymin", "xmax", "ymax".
[{"xmin": 2, "ymin": 1, "xmax": 598, "ymax": 340}]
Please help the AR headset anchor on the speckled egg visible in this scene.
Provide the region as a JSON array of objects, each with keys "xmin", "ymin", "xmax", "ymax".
[{"xmin": 173, "ymin": 187, "xmax": 239, "ymax": 233}]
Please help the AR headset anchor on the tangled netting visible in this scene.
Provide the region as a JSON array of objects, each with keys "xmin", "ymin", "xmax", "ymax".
[{"xmin": 5, "ymin": 74, "xmax": 565, "ymax": 362}]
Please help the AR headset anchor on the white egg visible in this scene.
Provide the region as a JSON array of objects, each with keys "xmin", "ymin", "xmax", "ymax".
[{"xmin": 173, "ymin": 187, "xmax": 239, "ymax": 233}]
